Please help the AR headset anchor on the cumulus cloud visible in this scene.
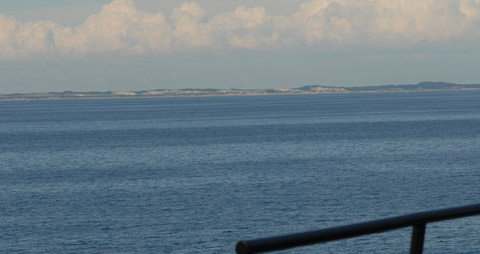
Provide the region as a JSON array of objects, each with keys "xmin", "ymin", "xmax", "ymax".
[{"xmin": 1, "ymin": 0, "xmax": 480, "ymax": 58}]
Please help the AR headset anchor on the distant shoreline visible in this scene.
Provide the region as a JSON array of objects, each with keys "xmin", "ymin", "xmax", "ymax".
[{"xmin": 1, "ymin": 82, "xmax": 480, "ymax": 102}]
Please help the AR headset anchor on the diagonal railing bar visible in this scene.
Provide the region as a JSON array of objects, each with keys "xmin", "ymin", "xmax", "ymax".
[{"xmin": 236, "ymin": 203, "xmax": 480, "ymax": 254}]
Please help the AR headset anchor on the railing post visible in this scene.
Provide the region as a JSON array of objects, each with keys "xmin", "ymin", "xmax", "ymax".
[{"xmin": 410, "ymin": 223, "xmax": 426, "ymax": 254}]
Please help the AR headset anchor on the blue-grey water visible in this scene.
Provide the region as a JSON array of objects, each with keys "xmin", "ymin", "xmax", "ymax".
[{"xmin": 1, "ymin": 91, "xmax": 480, "ymax": 253}]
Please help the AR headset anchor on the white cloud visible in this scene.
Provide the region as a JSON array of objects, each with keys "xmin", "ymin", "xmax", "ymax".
[
  {"xmin": 1, "ymin": 0, "xmax": 480, "ymax": 59},
  {"xmin": 289, "ymin": 0, "xmax": 480, "ymax": 46},
  {"xmin": 0, "ymin": 15, "xmax": 61, "ymax": 58},
  {"xmin": 71, "ymin": 0, "xmax": 172, "ymax": 53},
  {"xmin": 170, "ymin": 2, "xmax": 211, "ymax": 49}
]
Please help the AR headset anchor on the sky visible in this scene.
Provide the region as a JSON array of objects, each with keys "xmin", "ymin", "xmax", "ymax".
[{"xmin": 1, "ymin": 0, "xmax": 480, "ymax": 93}]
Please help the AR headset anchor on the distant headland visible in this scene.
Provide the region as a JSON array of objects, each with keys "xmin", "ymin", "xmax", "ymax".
[{"xmin": 2, "ymin": 82, "xmax": 480, "ymax": 101}]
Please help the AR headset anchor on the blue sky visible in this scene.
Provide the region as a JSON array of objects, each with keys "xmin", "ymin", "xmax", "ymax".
[{"xmin": 1, "ymin": 0, "xmax": 479, "ymax": 93}]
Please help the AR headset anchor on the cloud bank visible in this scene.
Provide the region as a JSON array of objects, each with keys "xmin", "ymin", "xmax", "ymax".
[{"xmin": 1, "ymin": 0, "xmax": 480, "ymax": 58}]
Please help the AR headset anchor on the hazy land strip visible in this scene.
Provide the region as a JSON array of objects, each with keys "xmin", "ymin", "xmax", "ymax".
[{"xmin": 2, "ymin": 82, "xmax": 480, "ymax": 101}]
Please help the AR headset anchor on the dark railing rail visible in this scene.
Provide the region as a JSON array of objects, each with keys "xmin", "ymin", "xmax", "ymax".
[{"xmin": 236, "ymin": 203, "xmax": 480, "ymax": 254}]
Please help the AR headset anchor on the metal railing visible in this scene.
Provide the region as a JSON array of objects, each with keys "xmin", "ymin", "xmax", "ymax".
[{"xmin": 236, "ymin": 203, "xmax": 480, "ymax": 254}]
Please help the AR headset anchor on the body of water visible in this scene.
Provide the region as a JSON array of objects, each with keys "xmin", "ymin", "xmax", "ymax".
[{"xmin": 1, "ymin": 91, "xmax": 480, "ymax": 253}]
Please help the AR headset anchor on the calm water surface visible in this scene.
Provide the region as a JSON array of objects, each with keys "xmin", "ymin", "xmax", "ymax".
[{"xmin": 1, "ymin": 92, "xmax": 480, "ymax": 253}]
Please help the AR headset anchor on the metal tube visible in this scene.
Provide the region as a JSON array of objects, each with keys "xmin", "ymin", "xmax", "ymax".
[
  {"xmin": 236, "ymin": 203, "xmax": 480, "ymax": 253},
  {"xmin": 410, "ymin": 223, "xmax": 426, "ymax": 254}
]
